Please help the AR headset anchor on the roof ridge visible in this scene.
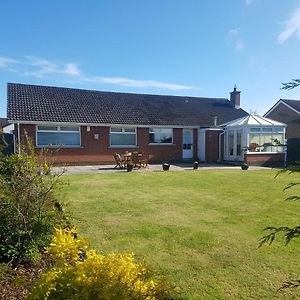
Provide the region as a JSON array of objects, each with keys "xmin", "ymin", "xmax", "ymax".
[
  {"xmin": 7, "ymin": 82, "xmax": 248, "ymax": 126},
  {"xmin": 7, "ymin": 82, "xmax": 229, "ymax": 101}
]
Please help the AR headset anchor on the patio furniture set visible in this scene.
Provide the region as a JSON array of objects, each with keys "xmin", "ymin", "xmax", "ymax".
[{"xmin": 114, "ymin": 152, "xmax": 149, "ymax": 169}]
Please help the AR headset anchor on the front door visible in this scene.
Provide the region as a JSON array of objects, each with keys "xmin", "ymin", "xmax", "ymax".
[{"xmin": 183, "ymin": 129, "xmax": 193, "ymax": 160}]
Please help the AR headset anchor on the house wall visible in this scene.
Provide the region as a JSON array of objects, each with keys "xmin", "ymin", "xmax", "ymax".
[
  {"xmin": 244, "ymin": 153, "xmax": 285, "ymax": 167},
  {"xmin": 266, "ymin": 103, "xmax": 300, "ymax": 139},
  {"xmin": 17, "ymin": 124, "xmax": 199, "ymax": 165}
]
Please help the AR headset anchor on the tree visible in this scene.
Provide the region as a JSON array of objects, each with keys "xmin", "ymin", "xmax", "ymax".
[
  {"xmin": 281, "ymin": 79, "xmax": 300, "ymax": 90},
  {"xmin": 259, "ymin": 80, "xmax": 300, "ymax": 290}
]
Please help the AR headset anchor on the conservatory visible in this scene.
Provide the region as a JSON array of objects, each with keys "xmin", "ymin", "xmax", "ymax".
[{"xmin": 223, "ymin": 114, "xmax": 286, "ymax": 166}]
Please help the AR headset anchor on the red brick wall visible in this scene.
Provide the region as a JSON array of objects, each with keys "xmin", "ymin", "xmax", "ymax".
[
  {"xmin": 266, "ymin": 103, "xmax": 300, "ymax": 139},
  {"xmin": 18, "ymin": 124, "xmax": 187, "ymax": 165},
  {"xmin": 244, "ymin": 153, "xmax": 285, "ymax": 167}
]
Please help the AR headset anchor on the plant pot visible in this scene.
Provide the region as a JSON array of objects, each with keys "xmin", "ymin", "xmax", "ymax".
[
  {"xmin": 127, "ymin": 164, "xmax": 134, "ymax": 172},
  {"xmin": 241, "ymin": 164, "xmax": 249, "ymax": 170},
  {"xmin": 193, "ymin": 161, "xmax": 199, "ymax": 170},
  {"xmin": 162, "ymin": 163, "xmax": 170, "ymax": 171}
]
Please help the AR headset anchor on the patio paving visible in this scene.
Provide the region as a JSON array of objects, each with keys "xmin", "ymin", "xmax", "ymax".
[{"xmin": 52, "ymin": 163, "xmax": 269, "ymax": 175}]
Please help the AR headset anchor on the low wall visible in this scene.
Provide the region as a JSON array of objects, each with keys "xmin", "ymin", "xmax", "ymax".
[{"xmin": 244, "ymin": 153, "xmax": 285, "ymax": 167}]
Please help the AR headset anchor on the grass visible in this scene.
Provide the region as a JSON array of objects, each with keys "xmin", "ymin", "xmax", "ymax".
[{"xmin": 58, "ymin": 169, "xmax": 300, "ymax": 299}]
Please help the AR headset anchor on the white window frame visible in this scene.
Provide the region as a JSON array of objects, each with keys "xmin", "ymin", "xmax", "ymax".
[
  {"xmin": 110, "ymin": 127, "xmax": 137, "ymax": 147},
  {"xmin": 248, "ymin": 126, "xmax": 285, "ymax": 153},
  {"xmin": 36, "ymin": 125, "xmax": 81, "ymax": 147},
  {"xmin": 149, "ymin": 128, "xmax": 173, "ymax": 145}
]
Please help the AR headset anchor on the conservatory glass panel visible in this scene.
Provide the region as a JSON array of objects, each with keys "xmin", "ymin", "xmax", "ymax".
[
  {"xmin": 260, "ymin": 134, "xmax": 272, "ymax": 152},
  {"xmin": 249, "ymin": 134, "xmax": 260, "ymax": 152},
  {"xmin": 228, "ymin": 131, "xmax": 234, "ymax": 156},
  {"xmin": 236, "ymin": 130, "xmax": 243, "ymax": 156}
]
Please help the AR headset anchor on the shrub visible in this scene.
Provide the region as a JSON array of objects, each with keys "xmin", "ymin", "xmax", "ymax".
[
  {"xmin": 0, "ymin": 152, "xmax": 65, "ymax": 264},
  {"xmin": 29, "ymin": 228, "xmax": 175, "ymax": 300}
]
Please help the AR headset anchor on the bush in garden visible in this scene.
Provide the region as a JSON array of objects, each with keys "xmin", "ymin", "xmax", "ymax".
[
  {"xmin": 0, "ymin": 150, "xmax": 66, "ymax": 264},
  {"xmin": 29, "ymin": 228, "xmax": 175, "ymax": 300}
]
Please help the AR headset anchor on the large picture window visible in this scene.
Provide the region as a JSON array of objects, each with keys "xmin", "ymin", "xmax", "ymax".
[
  {"xmin": 149, "ymin": 128, "xmax": 173, "ymax": 144},
  {"xmin": 37, "ymin": 125, "xmax": 80, "ymax": 147},
  {"xmin": 249, "ymin": 127, "xmax": 284, "ymax": 152},
  {"xmin": 110, "ymin": 127, "xmax": 136, "ymax": 146}
]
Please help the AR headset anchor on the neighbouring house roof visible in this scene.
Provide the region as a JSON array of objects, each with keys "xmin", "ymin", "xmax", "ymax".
[
  {"xmin": 0, "ymin": 118, "xmax": 8, "ymax": 128},
  {"xmin": 281, "ymin": 99, "xmax": 300, "ymax": 113},
  {"xmin": 7, "ymin": 83, "xmax": 248, "ymax": 127},
  {"xmin": 264, "ymin": 99, "xmax": 300, "ymax": 117},
  {"xmin": 223, "ymin": 114, "xmax": 286, "ymax": 127}
]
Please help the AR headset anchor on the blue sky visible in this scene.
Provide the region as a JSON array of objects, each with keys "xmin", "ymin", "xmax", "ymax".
[{"xmin": 1, "ymin": 0, "xmax": 300, "ymax": 117}]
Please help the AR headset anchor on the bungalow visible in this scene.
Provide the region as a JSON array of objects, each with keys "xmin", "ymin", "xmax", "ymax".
[
  {"xmin": 7, "ymin": 82, "xmax": 250, "ymax": 165},
  {"xmin": 264, "ymin": 99, "xmax": 300, "ymax": 161}
]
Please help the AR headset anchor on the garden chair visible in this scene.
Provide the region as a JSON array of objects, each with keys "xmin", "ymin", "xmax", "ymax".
[
  {"xmin": 114, "ymin": 153, "xmax": 126, "ymax": 169},
  {"xmin": 138, "ymin": 152, "xmax": 149, "ymax": 168},
  {"xmin": 131, "ymin": 152, "xmax": 141, "ymax": 168}
]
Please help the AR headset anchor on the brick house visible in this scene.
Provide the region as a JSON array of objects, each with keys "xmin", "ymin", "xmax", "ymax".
[
  {"xmin": 7, "ymin": 83, "xmax": 249, "ymax": 165},
  {"xmin": 264, "ymin": 99, "xmax": 300, "ymax": 161}
]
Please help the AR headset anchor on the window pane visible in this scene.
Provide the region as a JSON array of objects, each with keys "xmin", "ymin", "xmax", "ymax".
[
  {"xmin": 236, "ymin": 130, "xmax": 243, "ymax": 156},
  {"xmin": 38, "ymin": 126, "xmax": 58, "ymax": 131},
  {"xmin": 111, "ymin": 128, "xmax": 123, "ymax": 133},
  {"xmin": 111, "ymin": 133, "xmax": 136, "ymax": 146},
  {"xmin": 260, "ymin": 134, "xmax": 272, "ymax": 152},
  {"xmin": 249, "ymin": 134, "xmax": 260, "ymax": 152},
  {"xmin": 37, "ymin": 132, "xmax": 80, "ymax": 146},
  {"xmin": 262, "ymin": 127, "xmax": 272, "ymax": 132},
  {"xmin": 124, "ymin": 128, "xmax": 135, "ymax": 133},
  {"xmin": 250, "ymin": 128, "xmax": 260, "ymax": 132},
  {"xmin": 149, "ymin": 128, "xmax": 173, "ymax": 144},
  {"xmin": 228, "ymin": 131, "xmax": 234, "ymax": 156},
  {"xmin": 60, "ymin": 126, "xmax": 79, "ymax": 132},
  {"xmin": 272, "ymin": 134, "xmax": 284, "ymax": 152},
  {"xmin": 273, "ymin": 127, "xmax": 284, "ymax": 133}
]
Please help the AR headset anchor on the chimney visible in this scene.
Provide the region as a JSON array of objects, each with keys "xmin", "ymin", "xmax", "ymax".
[{"xmin": 230, "ymin": 85, "xmax": 240, "ymax": 109}]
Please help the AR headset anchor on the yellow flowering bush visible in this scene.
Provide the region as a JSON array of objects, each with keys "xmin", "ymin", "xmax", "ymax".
[{"xmin": 29, "ymin": 228, "xmax": 174, "ymax": 300}]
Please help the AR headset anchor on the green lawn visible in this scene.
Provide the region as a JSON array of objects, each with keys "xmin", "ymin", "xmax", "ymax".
[{"xmin": 59, "ymin": 169, "xmax": 300, "ymax": 299}]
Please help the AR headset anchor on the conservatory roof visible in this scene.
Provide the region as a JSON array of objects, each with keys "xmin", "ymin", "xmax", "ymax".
[{"xmin": 222, "ymin": 114, "xmax": 286, "ymax": 127}]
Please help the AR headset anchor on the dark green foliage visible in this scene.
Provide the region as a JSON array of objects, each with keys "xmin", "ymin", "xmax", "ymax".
[
  {"xmin": 0, "ymin": 152, "xmax": 65, "ymax": 264},
  {"xmin": 259, "ymin": 226, "xmax": 300, "ymax": 247},
  {"xmin": 281, "ymin": 79, "xmax": 300, "ymax": 90},
  {"xmin": 259, "ymin": 80, "xmax": 300, "ymax": 290},
  {"xmin": 259, "ymin": 167, "xmax": 300, "ymax": 290}
]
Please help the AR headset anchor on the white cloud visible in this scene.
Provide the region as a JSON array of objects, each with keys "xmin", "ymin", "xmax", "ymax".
[
  {"xmin": 278, "ymin": 7, "xmax": 300, "ymax": 43},
  {"xmin": 64, "ymin": 63, "xmax": 81, "ymax": 76},
  {"xmin": 83, "ymin": 76, "xmax": 195, "ymax": 90},
  {"xmin": 23, "ymin": 56, "xmax": 81, "ymax": 77},
  {"xmin": 0, "ymin": 56, "xmax": 20, "ymax": 68},
  {"xmin": 226, "ymin": 28, "xmax": 240, "ymax": 42},
  {"xmin": 226, "ymin": 28, "xmax": 245, "ymax": 50},
  {"xmin": 0, "ymin": 55, "xmax": 195, "ymax": 91},
  {"xmin": 235, "ymin": 39, "xmax": 245, "ymax": 50}
]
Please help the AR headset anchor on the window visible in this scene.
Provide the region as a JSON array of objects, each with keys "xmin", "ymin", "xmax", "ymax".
[
  {"xmin": 236, "ymin": 130, "xmax": 243, "ymax": 156},
  {"xmin": 227, "ymin": 130, "xmax": 234, "ymax": 156},
  {"xmin": 248, "ymin": 127, "xmax": 284, "ymax": 152},
  {"xmin": 37, "ymin": 125, "xmax": 80, "ymax": 147},
  {"xmin": 110, "ymin": 127, "xmax": 136, "ymax": 146},
  {"xmin": 149, "ymin": 128, "xmax": 173, "ymax": 144}
]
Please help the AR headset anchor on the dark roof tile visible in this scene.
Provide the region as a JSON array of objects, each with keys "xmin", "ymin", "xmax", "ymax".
[
  {"xmin": 7, "ymin": 83, "xmax": 248, "ymax": 127},
  {"xmin": 281, "ymin": 99, "xmax": 300, "ymax": 113}
]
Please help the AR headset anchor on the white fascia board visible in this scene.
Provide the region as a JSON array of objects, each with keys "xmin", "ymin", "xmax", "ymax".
[
  {"xmin": 264, "ymin": 100, "xmax": 300, "ymax": 117},
  {"xmin": 8, "ymin": 120, "xmax": 198, "ymax": 129},
  {"xmin": 199, "ymin": 127, "xmax": 224, "ymax": 132},
  {"xmin": 263, "ymin": 100, "xmax": 282, "ymax": 117}
]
